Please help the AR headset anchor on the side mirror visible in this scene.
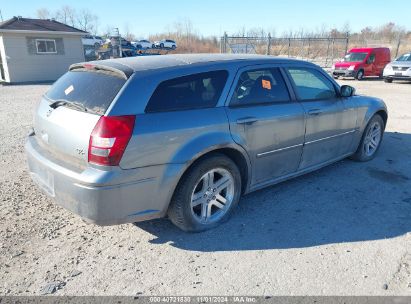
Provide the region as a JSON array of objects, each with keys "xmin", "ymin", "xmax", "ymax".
[{"xmin": 340, "ymin": 85, "xmax": 356, "ymax": 97}]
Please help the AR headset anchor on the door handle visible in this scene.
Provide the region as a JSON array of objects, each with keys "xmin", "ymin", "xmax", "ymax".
[
  {"xmin": 236, "ymin": 117, "xmax": 258, "ymax": 125},
  {"xmin": 308, "ymin": 109, "xmax": 323, "ymax": 116}
]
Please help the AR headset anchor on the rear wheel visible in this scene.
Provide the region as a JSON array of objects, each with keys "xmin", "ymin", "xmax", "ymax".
[
  {"xmin": 355, "ymin": 69, "xmax": 365, "ymax": 80},
  {"xmin": 168, "ymin": 154, "xmax": 242, "ymax": 232},
  {"xmin": 384, "ymin": 78, "xmax": 393, "ymax": 83},
  {"xmin": 351, "ymin": 115, "xmax": 384, "ymax": 162}
]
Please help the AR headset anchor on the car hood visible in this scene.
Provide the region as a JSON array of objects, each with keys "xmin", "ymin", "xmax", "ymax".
[{"xmin": 334, "ymin": 62, "xmax": 358, "ymax": 68}]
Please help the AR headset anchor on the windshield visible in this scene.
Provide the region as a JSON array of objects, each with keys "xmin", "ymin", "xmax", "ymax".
[
  {"xmin": 343, "ymin": 52, "xmax": 368, "ymax": 62},
  {"xmin": 396, "ymin": 53, "xmax": 411, "ymax": 61},
  {"xmin": 45, "ymin": 71, "xmax": 126, "ymax": 115}
]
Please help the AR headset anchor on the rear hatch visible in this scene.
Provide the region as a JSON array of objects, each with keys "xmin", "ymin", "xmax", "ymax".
[{"xmin": 32, "ymin": 63, "xmax": 130, "ymax": 169}]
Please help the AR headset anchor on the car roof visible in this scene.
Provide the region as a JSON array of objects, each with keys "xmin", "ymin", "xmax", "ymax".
[
  {"xmin": 349, "ymin": 47, "xmax": 390, "ymax": 52},
  {"xmin": 86, "ymin": 53, "xmax": 315, "ymax": 75}
]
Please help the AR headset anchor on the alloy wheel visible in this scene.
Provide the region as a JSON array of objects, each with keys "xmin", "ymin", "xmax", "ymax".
[
  {"xmin": 190, "ymin": 168, "xmax": 235, "ymax": 224},
  {"xmin": 363, "ymin": 122, "xmax": 382, "ymax": 156}
]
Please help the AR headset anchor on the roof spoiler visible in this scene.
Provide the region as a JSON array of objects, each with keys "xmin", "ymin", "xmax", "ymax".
[{"xmin": 69, "ymin": 61, "xmax": 134, "ymax": 79}]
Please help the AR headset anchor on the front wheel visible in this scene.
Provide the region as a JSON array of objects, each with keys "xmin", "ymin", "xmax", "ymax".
[
  {"xmin": 355, "ymin": 69, "xmax": 365, "ymax": 80},
  {"xmin": 350, "ymin": 115, "xmax": 384, "ymax": 162},
  {"xmin": 168, "ymin": 154, "xmax": 242, "ymax": 232}
]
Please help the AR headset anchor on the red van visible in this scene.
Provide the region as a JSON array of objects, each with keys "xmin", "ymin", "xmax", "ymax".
[{"xmin": 332, "ymin": 47, "xmax": 391, "ymax": 80}]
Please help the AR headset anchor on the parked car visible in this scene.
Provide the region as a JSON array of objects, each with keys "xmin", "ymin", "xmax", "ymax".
[
  {"xmin": 132, "ymin": 40, "xmax": 153, "ymax": 49},
  {"xmin": 108, "ymin": 37, "xmax": 134, "ymax": 48},
  {"xmin": 331, "ymin": 47, "xmax": 391, "ymax": 80},
  {"xmin": 81, "ymin": 35, "xmax": 103, "ymax": 47},
  {"xmin": 26, "ymin": 54, "xmax": 387, "ymax": 232},
  {"xmin": 154, "ymin": 39, "xmax": 177, "ymax": 49},
  {"xmin": 383, "ymin": 52, "xmax": 411, "ymax": 83}
]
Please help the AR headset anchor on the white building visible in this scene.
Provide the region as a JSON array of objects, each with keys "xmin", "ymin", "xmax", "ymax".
[{"xmin": 0, "ymin": 16, "xmax": 86, "ymax": 83}]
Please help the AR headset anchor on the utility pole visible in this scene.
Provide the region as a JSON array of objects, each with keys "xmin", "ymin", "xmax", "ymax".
[
  {"xmin": 266, "ymin": 33, "xmax": 271, "ymax": 55},
  {"xmin": 114, "ymin": 28, "xmax": 122, "ymax": 58}
]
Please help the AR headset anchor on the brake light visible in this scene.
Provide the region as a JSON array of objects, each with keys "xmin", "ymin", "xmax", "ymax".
[{"xmin": 88, "ymin": 115, "xmax": 135, "ymax": 166}]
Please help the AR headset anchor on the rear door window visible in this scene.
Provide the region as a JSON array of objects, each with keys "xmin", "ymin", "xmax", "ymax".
[
  {"xmin": 145, "ymin": 70, "xmax": 228, "ymax": 112},
  {"xmin": 45, "ymin": 71, "xmax": 126, "ymax": 115},
  {"xmin": 286, "ymin": 68, "xmax": 336, "ymax": 101}
]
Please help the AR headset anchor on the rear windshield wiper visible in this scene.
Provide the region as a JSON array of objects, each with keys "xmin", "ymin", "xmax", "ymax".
[{"xmin": 49, "ymin": 99, "xmax": 88, "ymax": 112}]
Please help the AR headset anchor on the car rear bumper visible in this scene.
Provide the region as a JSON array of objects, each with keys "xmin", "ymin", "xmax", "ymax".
[{"xmin": 25, "ymin": 135, "xmax": 175, "ymax": 226}]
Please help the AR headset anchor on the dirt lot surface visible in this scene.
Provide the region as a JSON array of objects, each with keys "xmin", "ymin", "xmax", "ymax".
[{"xmin": 1, "ymin": 79, "xmax": 411, "ymax": 296}]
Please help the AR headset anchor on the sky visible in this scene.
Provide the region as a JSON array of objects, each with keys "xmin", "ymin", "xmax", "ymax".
[{"xmin": 1, "ymin": 0, "xmax": 410, "ymax": 38}]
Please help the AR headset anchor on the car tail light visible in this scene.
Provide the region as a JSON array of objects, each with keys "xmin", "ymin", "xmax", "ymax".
[{"xmin": 88, "ymin": 115, "xmax": 135, "ymax": 166}]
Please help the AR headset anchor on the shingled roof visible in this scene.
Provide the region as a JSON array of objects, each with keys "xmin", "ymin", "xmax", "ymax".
[{"xmin": 0, "ymin": 16, "xmax": 87, "ymax": 34}]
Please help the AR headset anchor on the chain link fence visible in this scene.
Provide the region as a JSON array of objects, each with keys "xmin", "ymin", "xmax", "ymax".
[{"xmin": 220, "ymin": 33, "xmax": 405, "ymax": 68}]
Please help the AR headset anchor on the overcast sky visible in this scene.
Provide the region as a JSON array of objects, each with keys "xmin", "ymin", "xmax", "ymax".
[{"xmin": 1, "ymin": 0, "xmax": 410, "ymax": 38}]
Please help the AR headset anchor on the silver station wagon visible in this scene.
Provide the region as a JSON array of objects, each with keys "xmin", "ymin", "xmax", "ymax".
[{"xmin": 26, "ymin": 54, "xmax": 388, "ymax": 232}]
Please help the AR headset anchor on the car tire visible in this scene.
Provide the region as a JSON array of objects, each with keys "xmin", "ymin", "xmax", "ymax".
[
  {"xmin": 152, "ymin": 44, "xmax": 155, "ymax": 49},
  {"xmin": 384, "ymin": 78, "xmax": 393, "ymax": 83},
  {"xmin": 333, "ymin": 75, "xmax": 339, "ymax": 79},
  {"xmin": 168, "ymin": 153, "xmax": 242, "ymax": 232},
  {"xmin": 355, "ymin": 69, "xmax": 365, "ymax": 80},
  {"xmin": 160, "ymin": 43, "xmax": 164, "ymax": 48},
  {"xmin": 350, "ymin": 114, "xmax": 384, "ymax": 162},
  {"xmin": 172, "ymin": 45, "xmax": 176, "ymax": 50}
]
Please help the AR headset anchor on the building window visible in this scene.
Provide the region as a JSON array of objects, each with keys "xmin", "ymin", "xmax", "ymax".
[{"xmin": 36, "ymin": 39, "xmax": 57, "ymax": 54}]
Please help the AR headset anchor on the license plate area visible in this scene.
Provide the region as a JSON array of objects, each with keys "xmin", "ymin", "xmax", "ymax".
[
  {"xmin": 30, "ymin": 168, "xmax": 55, "ymax": 197},
  {"xmin": 395, "ymin": 72, "xmax": 403, "ymax": 76}
]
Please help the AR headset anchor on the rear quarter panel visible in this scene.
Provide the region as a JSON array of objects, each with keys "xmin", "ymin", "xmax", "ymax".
[{"xmin": 119, "ymin": 108, "xmax": 235, "ymax": 169}]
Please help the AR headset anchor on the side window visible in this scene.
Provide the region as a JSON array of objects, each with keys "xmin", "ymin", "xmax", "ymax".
[
  {"xmin": 286, "ymin": 68, "xmax": 336, "ymax": 101},
  {"xmin": 230, "ymin": 68, "xmax": 290, "ymax": 106},
  {"xmin": 367, "ymin": 54, "xmax": 376, "ymax": 64},
  {"xmin": 36, "ymin": 39, "xmax": 57, "ymax": 54},
  {"xmin": 145, "ymin": 70, "xmax": 228, "ymax": 112}
]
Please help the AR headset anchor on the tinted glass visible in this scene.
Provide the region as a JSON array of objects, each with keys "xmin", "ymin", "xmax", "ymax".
[
  {"xmin": 287, "ymin": 68, "xmax": 336, "ymax": 100},
  {"xmin": 368, "ymin": 54, "xmax": 376, "ymax": 63},
  {"xmin": 396, "ymin": 53, "xmax": 411, "ymax": 61},
  {"xmin": 46, "ymin": 71, "xmax": 126, "ymax": 115},
  {"xmin": 145, "ymin": 70, "xmax": 228, "ymax": 112},
  {"xmin": 343, "ymin": 52, "xmax": 368, "ymax": 62},
  {"xmin": 230, "ymin": 68, "xmax": 290, "ymax": 106}
]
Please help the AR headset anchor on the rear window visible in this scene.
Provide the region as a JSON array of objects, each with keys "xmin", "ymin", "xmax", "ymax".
[
  {"xmin": 45, "ymin": 71, "xmax": 126, "ymax": 115},
  {"xmin": 145, "ymin": 70, "xmax": 228, "ymax": 113}
]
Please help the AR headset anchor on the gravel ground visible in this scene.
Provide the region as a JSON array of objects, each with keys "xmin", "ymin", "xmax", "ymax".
[{"xmin": 0, "ymin": 79, "xmax": 411, "ymax": 296}]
